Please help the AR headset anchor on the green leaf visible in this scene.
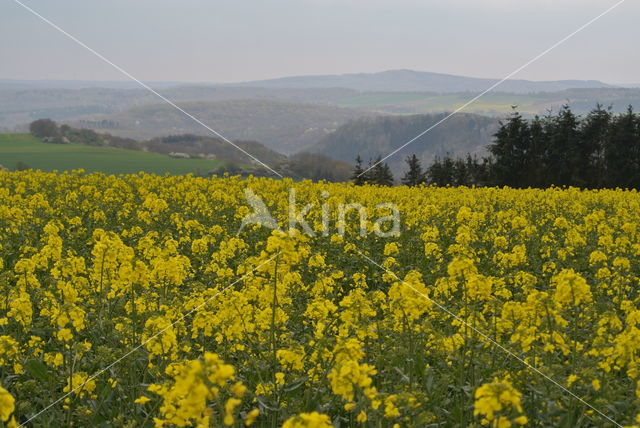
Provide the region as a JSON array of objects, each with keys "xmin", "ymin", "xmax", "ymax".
[{"xmin": 24, "ymin": 359, "xmax": 51, "ymax": 382}]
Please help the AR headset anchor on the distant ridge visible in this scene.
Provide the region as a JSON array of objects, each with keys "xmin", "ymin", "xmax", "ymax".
[
  {"xmin": 1, "ymin": 70, "xmax": 618, "ymax": 93},
  {"xmin": 233, "ymin": 69, "xmax": 615, "ymax": 94}
]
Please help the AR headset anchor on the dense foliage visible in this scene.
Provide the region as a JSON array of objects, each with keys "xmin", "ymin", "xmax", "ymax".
[
  {"xmin": 405, "ymin": 105, "xmax": 640, "ymax": 189},
  {"xmin": 489, "ymin": 105, "xmax": 640, "ymax": 189},
  {"xmin": 0, "ymin": 171, "xmax": 639, "ymax": 427}
]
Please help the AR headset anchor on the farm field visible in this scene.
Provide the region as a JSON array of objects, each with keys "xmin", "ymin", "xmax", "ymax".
[
  {"xmin": 0, "ymin": 134, "xmax": 225, "ymax": 175},
  {"xmin": 0, "ymin": 171, "xmax": 639, "ymax": 427},
  {"xmin": 335, "ymin": 92, "xmax": 546, "ymax": 115}
]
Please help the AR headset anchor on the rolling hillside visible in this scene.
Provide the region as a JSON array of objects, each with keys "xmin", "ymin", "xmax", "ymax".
[
  {"xmin": 0, "ymin": 134, "xmax": 228, "ymax": 175},
  {"xmin": 334, "ymin": 88, "xmax": 640, "ymax": 117},
  {"xmin": 75, "ymin": 99, "xmax": 373, "ymax": 153},
  {"xmin": 0, "ymin": 86, "xmax": 358, "ymax": 129},
  {"xmin": 306, "ymin": 113, "xmax": 500, "ymax": 175},
  {"xmin": 4, "ymin": 85, "xmax": 639, "ymax": 139}
]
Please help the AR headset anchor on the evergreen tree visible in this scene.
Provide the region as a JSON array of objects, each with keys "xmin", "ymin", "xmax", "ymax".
[
  {"xmin": 453, "ymin": 157, "xmax": 470, "ymax": 186},
  {"xmin": 526, "ymin": 115, "xmax": 547, "ymax": 187},
  {"xmin": 469, "ymin": 104, "xmax": 640, "ymax": 189},
  {"xmin": 357, "ymin": 104, "xmax": 640, "ymax": 190},
  {"xmin": 369, "ymin": 156, "xmax": 394, "ymax": 186},
  {"xmin": 489, "ymin": 109, "xmax": 531, "ymax": 187},
  {"xmin": 544, "ymin": 105, "xmax": 580, "ymax": 186},
  {"xmin": 425, "ymin": 157, "xmax": 442, "ymax": 185},
  {"xmin": 578, "ymin": 104, "xmax": 611, "ymax": 188},
  {"xmin": 351, "ymin": 155, "xmax": 367, "ymax": 185},
  {"xmin": 605, "ymin": 106, "xmax": 640, "ymax": 188},
  {"xmin": 380, "ymin": 163, "xmax": 395, "ymax": 186},
  {"xmin": 427, "ymin": 155, "xmax": 456, "ymax": 186},
  {"xmin": 426, "ymin": 154, "xmax": 491, "ymax": 187},
  {"xmin": 464, "ymin": 154, "xmax": 492, "ymax": 186},
  {"xmin": 401, "ymin": 154, "xmax": 425, "ymax": 186}
]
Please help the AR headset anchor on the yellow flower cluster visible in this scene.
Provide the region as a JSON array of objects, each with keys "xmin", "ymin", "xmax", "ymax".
[
  {"xmin": 145, "ymin": 352, "xmax": 247, "ymax": 427},
  {"xmin": 0, "ymin": 170, "xmax": 639, "ymax": 426},
  {"xmin": 282, "ymin": 412, "xmax": 332, "ymax": 428},
  {"xmin": 0, "ymin": 387, "xmax": 15, "ymax": 426},
  {"xmin": 473, "ymin": 378, "xmax": 528, "ymax": 427}
]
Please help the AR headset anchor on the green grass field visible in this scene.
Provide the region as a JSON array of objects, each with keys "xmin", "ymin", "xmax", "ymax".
[
  {"xmin": 0, "ymin": 134, "xmax": 226, "ymax": 175},
  {"xmin": 336, "ymin": 92, "xmax": 546, "ymax": 115}
]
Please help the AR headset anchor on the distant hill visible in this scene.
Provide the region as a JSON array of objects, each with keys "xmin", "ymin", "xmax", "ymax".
[
  {"xmin": 306, "ymin": 113, "xmax": 500, "ymax": 175},
  {"xmin": 2, "ymin": 72, "xmax": 638, "ymax": 136},
  {"xmin": 235, "ymin": 69, "xmax": 615, "ymax": 94},
  {"xmin": 2, "ymin": 73, "xmax": 639, "ymax": 160},
  {"xmin": 0, "ymin": 86, "xmax": 358, "ymax": 129},
  {"xmin": 0, "ymin": 72, "xmax": 621, "ymax": 93},
  {"xmin": 75, "ymin": 99, "xmax": 373, "ymax": 154},
  {"xmin": 5, "ymin": 86, "xmax": 640, "ymax": 140}
]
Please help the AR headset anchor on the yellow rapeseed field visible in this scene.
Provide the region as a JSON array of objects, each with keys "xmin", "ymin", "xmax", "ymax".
[{"xmin": 0, "ymin": 170, "xmax": 639, "ymax": 427}]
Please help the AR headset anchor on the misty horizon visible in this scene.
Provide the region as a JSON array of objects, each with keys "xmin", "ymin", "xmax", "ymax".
[
  {"xmin": 2, "ymin": 0, "xmax": 638, "ymax": 85},
  {"xmin": 0, "ymin": 68, "xmax": 638, "ymax": 87}
]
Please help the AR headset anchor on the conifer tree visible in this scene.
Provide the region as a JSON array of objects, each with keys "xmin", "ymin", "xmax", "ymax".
[
  {"xmin": 351, "ymin": 155, "xmax": 367, "ymax": 185},
  {"xmin": 370, "ymin": 156, "xmax": 394, "ymax": 186},
  {"xmin": 401, "ymin": 154, "xmax": 425, "ymax": 186},
  {"xmin": 578, "ymin": 104, "xmax": 611, "ymax": 188},
  {"xmin": 606, "ymin": 106, "xmax": 640, "ymax": 188},
  {"xmin": 544, "ymin": 105, "xmax": 579, "ymax": 186},
  {"xmin": 489, "ymin": 109, "xmax": 531, "ymax": 187},
  {"xmin": 427, "ymin": 155, "xmax": 456, "ymax": 186},
  {"xmin": 526, "ymin": 115, "xmax": 546, "ymax": 187},
  {"xmin": 429, "ymin": 104, "xmax": 640, "ymax": 189}
]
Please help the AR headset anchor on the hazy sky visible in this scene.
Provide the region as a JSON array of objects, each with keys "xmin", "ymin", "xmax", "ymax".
[{"xmin": 1, "ymin": 0, "xmax": 638, "ymax": 84}]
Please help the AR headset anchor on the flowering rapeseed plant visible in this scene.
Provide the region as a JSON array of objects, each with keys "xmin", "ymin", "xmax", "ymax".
[{"xmin": 0, "ymin": 170, "xmax": 638, "ymax": 426}]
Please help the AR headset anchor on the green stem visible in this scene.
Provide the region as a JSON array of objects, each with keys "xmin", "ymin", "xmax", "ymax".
[{"xmin": 270, "ymin": 255, "xmax": 280, "ymax": 428}]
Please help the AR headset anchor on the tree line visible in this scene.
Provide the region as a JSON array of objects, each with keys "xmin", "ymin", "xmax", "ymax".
[
  {"xmin": 27, "ymin": 119, "xmax": 353, "ymax": 181},
  {"xmin": 352, "ymin": 105, "xmax": 640, "ymax": 189}
]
